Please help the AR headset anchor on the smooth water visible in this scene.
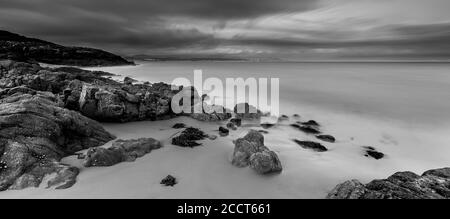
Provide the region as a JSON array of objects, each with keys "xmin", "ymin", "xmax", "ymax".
[{"xmin": 87, "ymin": 61, "xmax": 450, "ymax": 128}]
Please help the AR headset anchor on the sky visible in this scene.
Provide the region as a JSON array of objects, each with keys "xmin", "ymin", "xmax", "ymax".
[{"xmin": 1, "ymin": 0, "xmax": 450, "ymax": 61}]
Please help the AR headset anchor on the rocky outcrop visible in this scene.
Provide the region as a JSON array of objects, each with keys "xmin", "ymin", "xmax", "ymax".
[
  {"xmin": 0, "ymin": 89, "xmax": 114, "ymax": 190},
  {"xmin": 231, "ymin": 130, "xmax": 282, "ymax": 174},
  {"xmin": 83, "ymin": 138, "xmax": 162, "ymax": 167},
  {"xmin": 0, "ymin": 30, "xmax": 133, "ymax": 67},
  {"xmin": 327, "ymin": 168, "xmax": 450, "ymax": 199}
]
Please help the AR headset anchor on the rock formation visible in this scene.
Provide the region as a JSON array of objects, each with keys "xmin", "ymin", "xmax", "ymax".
[
  {"xmin": 231, "ymin": 130, "xmax": 282, "ymax": 174},
  {"xmin": 327, "ymin": 168, "xmax": 450, "ymax": 199}
]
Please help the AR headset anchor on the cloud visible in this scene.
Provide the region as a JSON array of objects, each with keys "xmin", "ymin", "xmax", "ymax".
[{"xmin": 1, "ymin": 0, "xmax": 450, "ymax": 60}]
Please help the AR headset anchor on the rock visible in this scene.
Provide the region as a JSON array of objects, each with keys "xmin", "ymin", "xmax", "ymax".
[
  {"xmin": 161, "ymin": 175, "xmax": 177, "ymax": 186},
  {"xmin": 208, "ymin": 135, "xmax": 218, "ymax": 140},
  {"xmin": 172, "ymin": 123, "xmax": 186, "ymax": 129},
  {"xmin": 258, "ymin": 130, "xmax": 269, "ymax": 134},
  {"xmin": 316, "ymin": 135, "xmax": 336, "ymax": 143},
  {"xmin": 190, "ymin": 104, "xmax": 232, "ymax": 122},
  {"xmin": 123, "ymin": 77, "xmax": 137, "ymax": 85},
  {"xmin": 363, "ymin": 146, "xmax": 384, "ymax": 160},
  {"xmin": 249, "ymin": 150, "xmax": 282, "ymax": 174},
  {"xmin": 226, "ymin": 122, "xmax": 237, "ymax": 130},
  {"xmin": 327, "ymin": 168, "xmax": 450, "ymax": 199},
  {"xmin": 326, "ymin": 179, "xmax": 367, "ymax": 199},
  {"xmin": 0, "ymin": 90, "xmax": 115, "ymax": 190},
  {"xmin": 302, "ymin": 120, "xmax": 320, "ymax": 126},
  {"xmin": 293, "ymin": 114, "xmax": 300, "ymax": 118},
  {"xmin": 171, "ymin": 127, "xmax": 207, "ymax": 148},
  {"xmin": 292, "ymin": 140, "xmax": 328, "ymax": 152},
  {"xmin": 9, "ymin": 160, "xmax": 79, "ymax": 190},
  {"xmin": 230, "ymin": 118, "xmax": 242, "ymax": 127},
  {"xmin": 261, "ymin": 123, "xmax": 275, "ymax": 129},
  {"xmin": 83, "ymin": 138, "xmax": 161, "ymax": 167},
  {"xmin": 290, "ymin": 124, "xmax": 321, "ymax": 134},
  {"xmin": 231, "ymin": 130, "xmax": 282, "ymax": 174},
  {"xmin": 234, "ymin": 103, "xmax": 262, "ymax": 120},
  {"xmin": 219, "ymin": 126, "xmax": 230, "ymax": 137}
]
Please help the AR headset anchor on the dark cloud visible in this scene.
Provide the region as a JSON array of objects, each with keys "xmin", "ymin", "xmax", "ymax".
[{"xmin": 0, "ymin": 0, "xmax": 450, "ymax": 60}]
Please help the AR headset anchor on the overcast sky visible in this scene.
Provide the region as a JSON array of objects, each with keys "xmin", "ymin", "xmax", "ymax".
[{"xmin": 1, "ymin": 0, "xmax": 450, "ymax": 60}]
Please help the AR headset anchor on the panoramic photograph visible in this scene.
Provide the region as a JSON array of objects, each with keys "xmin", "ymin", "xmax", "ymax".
[{"xmin": 1, "ymin": 0, "xmax": 450, "ymax": 204}]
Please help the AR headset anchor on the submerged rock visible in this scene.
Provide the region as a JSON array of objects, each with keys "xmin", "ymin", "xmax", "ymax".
[
  {"xmin": 232, "ymin": 130, "xmax": 282, "ymax": 174},
  {"xmin": 260, "ymin": 123, "xmax": 275, "ymax": 129},
  {"xmin": 291, "ymin": 124, "xmax": 321, "ymax": 134},
  {"xmin": 172, "ymin": 123, "xmax": 186, "ymax": 129},
  {"xmin": 316, "ymin": 135, "xmax": 336, "ymax": 143},
  {"xmin": 83, "ymin": 138, "xmax": 161, "ymax": 167},
  {"xmin": 161, "ymin": 175, "xmax": 177, "ymax": 186},
  {"xmin": 327, "ymin": 168, "xmax": 450, "ymax": 199},
  {"xmin": 363, "ymin": 146, "xmax": 385, "ymax": 160},
  {"xmin": 292, "ymin": 140, "xmax": 328, "ymax": 152},
  {"xmin": 219, "ymin": 126, "xmax": 230, "ymax": 137},
  {"xmin": 171, "ymin": 127, "xmax": 207, "ymax": 148}
]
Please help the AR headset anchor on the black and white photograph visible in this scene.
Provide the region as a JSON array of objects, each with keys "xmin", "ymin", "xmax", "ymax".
[{"xmin": 1, "ymin": 0, "xmax": 450, "ymax": 204}]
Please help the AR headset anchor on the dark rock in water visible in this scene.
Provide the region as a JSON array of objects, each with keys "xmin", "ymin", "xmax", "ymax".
[
  {"xmin": 161, "ymin": 175, "xmax": 177, "ymax": 186},
  {"xmin": 171, "ymin": 127, "xmax": 207, "ymax": 148},
  {"xmin": 230, "ymin": 118, "xmax": 242, "ymax": 127},
  {"xmin": 83, "ymin": 138, "xmax": 161, "ymax": 167},
  {"xmin": 302, "ymin": 120, "xmax": 320, "ymax": 126},
  {"xmin": 363, "ymin": 146, "xmax": 384, "ymax": 160},
  {"xmin": 292, "ymin": 140, "xmax": 328, "ymax": 152},
  {"xmin": 293, "ymin": 114, "xmax": 300, "ymax": 118},
  {"xmin": 0, "ymin": 30, "xmax": 133, "ymax": 67},
  {"xmin": 327, "ymin": 168, "xmax": 450, "ymax": 199},
  {"xmin": 226, "ymin": 122, "xmax": 237, "ymax": 130},
  {"xmin": 234, "ymin": 103, "xmax": 263, "ymax": 120},
  {"xmin": 172, "ymin": 123, "xmax": 186, "ymax": 129},
  {"xmin": 219, "ymin": 126, "xmax": 230, "ymax": 137},
  {"xmin": 232, "ymin": 130, "xmax": 282, "ymax": 174},
  {"xmin": 290, "ymin": 124, "xmax": 321, "ymax": 134},
  {"xmin": 123, "ymin": 77, "xmax": 137, "ymax": 85},
  {"xmin": 0, "ymin": 89, "xmax": 115, "ymax": 190},
  {"xmin": 316, "ymin": 135, "xmax": 336, "ymax": 143},
  {"xmin": 258, "ymin": 130, "xmax": 269, "ymax": 134},
  {"xmin": 261, "ymin": 123, "xmax": 275, "ymax": 129}
]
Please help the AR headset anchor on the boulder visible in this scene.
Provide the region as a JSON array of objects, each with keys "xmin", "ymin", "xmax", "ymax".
[
  {"xmin": 83, "ymin": 138, "xmax": 161, "ymax": 167},
  {"xmin": 327, "ymin": 168, "xmax": 450, "ymax": 199},
  {"xmin": 230, "ymin": 118, "xmax": 242, "ymax": 127},
  {"xmin": 232, "ymin": 130, "xmax": 282, "ymax": 174},
  {"xmin": 249, "ymin": 150, "xmax": 282, "ymax": 174}
]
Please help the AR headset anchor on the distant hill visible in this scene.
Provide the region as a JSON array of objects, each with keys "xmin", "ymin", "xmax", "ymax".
[{"xmin": 0, "ymin": 30, "xmax": 133, "ymax": 66}]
